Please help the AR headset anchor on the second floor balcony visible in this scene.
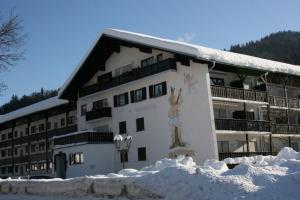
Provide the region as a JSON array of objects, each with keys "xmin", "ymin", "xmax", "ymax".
[
  {"xmin": 215, "ymin": 118, "xmax": 270, "ymax": 132},
  {"xmin": 86, "ymin": 107, "xmax": 112, "ymax": 121},
  {"xmin": 54, "ymin": 131, "xmax": 114, "ymax": 146},
  {"xmin": 271, "ymin": 124, "xmax": 300, "ymax": 135},
  {"xmin": 211, "ymin": 85, "xmax": 268, "ymax": 102},
  {"xmin": 79, "ymin": 58, "xmax": 177, "ymax": 97}
]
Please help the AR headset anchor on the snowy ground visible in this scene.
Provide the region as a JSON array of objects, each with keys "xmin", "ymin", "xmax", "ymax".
[{"xmin": 1, "ymin": 147, "xmax": 300, "ymax": 200}]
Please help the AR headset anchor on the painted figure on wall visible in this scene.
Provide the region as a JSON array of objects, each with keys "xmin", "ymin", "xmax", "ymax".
[{"xmin": 168, "ymin": 87, "xmax": 185, "ymax": 148}]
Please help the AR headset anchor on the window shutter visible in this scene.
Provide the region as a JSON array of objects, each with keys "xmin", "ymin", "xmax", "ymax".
[
  {"xmin": 149, "ymin": 85, "xmax": 154, "ymax": 98},
  {"xmin": 125, "ymin": 93, "xmax": 129, "ymax": 104},
  {"xmin": 130, "ymin": 91, "xmax": 135, "ymax": 103},
  {"xmin": 162, "ymin": 81, "xmax": 167, "ymax": 95},
  {"xmin": 142, "ymin": 87, "xmax": 147, "ymax": 100},
  {"xmin": 113, "ymin": 95, "xmax": 118, "ymax": 107}
]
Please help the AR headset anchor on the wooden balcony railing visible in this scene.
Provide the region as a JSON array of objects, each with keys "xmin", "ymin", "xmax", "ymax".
[
  {"xmin": 79, "ymin": 58, "xmax": 177, "ymax": 97},
  {"xmin": 54, "ymin": 132, "xmax": 113, "ymax": 146},
  {"xmin": 219, "ymin": 152, "xmax": 277, "ymax": 161},
  {"xmin": 271, "ymin": 124, "xmax": 300, "ymax": 135},
  {"xmin": 86, "ymin": 107, "xmax": 111, "ymax": 121},
  {"xmin": 215, "ymin": 119, "xmax": 270, "ymax": 132},
  {"xmin": 269, "ymin": 96, "xmax": 300, "ymax": 109},
  {"xmin": 211, "ymin": 85, "xmax": 267, "ymax": 102}
]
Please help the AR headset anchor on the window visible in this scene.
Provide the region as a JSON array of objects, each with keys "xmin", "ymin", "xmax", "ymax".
[
  {"xmin": 31, "ymin": 144, "xmax": 36, "ymax": 153},
  {"xmin": 149, "ymin": 81, "xmax": 167, "ymax": 98},
  {"xmin": 81, "ymin": 104, "xmax": 87, "ymax": 116},
  {"xmin": 217, "ymin": 141, "xmax": 229, "ymax": 153},
  {"xmin": 31, "ymin": 126, "xmax": 36, "ymax": 134},
  {"xmin": 14, "ymin": 148, "xmax": 18, "ymax": 155},
  {"xmin": 7, "ymin": 149, "xmax": 12, "ymax": 157},
  {"xmin": 93, "ymin": 99, "xmax": 108, "ymax": 110},
  {"xmin": 141, "ymin": 56, "xmax": 155, "ymax": 67},
  {"xmin": 14, "ymin": 131, "xmax": 18, "ymax": 138},
  {"xmin": 114, "ymin": 93, "xmax": 129, "ymax": 107},
  {"xmin": 67, "ymin": 116, "xmax": 76, "ymax": 125},
  {"xmin": 8, "ymin": 132, "xmax": 12, "ymax": 139},
  {"xmin": 120, "ymin": 151, "xmax": 128, "ymax": 163},
  {"xmin": 47, "ymin": 122, "xmax": 51, "ymax": 130},
  {"xmin": 1, "ymin": 134, "xmax": 6, "ymax": 141},
  {"xmin": 1, "ymin": 167, "xmax": 6, "ymax": 174},
  {"xmin": 39, "ymin": 143, "xmax": 45, "ymax": 151},
  {"xmin": 39, "ymin": 124, "xmax": 45, "ymax": 132},
  {"xmin": 8, "ymin": 166, "xmax": 13, "ymax": 173},
  {"xmin": 138, "ymin": 147, "xmax": 147, "ymax": 161},
  {"xmin": 69, "ymin": 153, "xmax": 84, "ymax": 165},
  {"xmin": 31, "ymin": 163, "xmax": 38, "ymax": 171},
  {"xmin": 61, "ymin": 118, "xmax": 66, "ymax": 127},
  {"xmin": 1, "ymin": 150, "xmax": 6, "ymax": 157},
  {"xmin": 131, "ymin": 87, "xmax": 146, "ymax": 103},
  {"xmin": 157, "ymin": 54, "xmax": 163, "ymax": 62},
  {"xmin": 136, "ymin": 118, "xmax": 145, "ymax": 132},
  {"xmin": 119, "ymin": 121, "xmax": 127, "ymax": 134},
  {"xmin": 210, "ymin": 77, "xmax": 225, "ymax": 86},
  {"xmin": 54, "ymin": 122, "xmax": 58, "ymax": 129}
]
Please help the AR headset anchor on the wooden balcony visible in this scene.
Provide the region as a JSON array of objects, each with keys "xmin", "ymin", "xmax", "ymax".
[
  {"xmin": 79, "ymin": 58, "xmax": 177, "ymax": 97},
  {"xmin": 271, "ymin": 124, "xmax": 300, "ymax": 135},
  {"xmin": 86, "ymin": 107, "xmax": 111, "ymax": 121},
  {"xmin": 211, "ymin": 85, "xmax": 267, "ymax": 102},
  {"xmin": 54, "ymin": 132, "xmax": 113, "ymax": 146},
  {"xmin": 47, "ymin": 125, "xmax": 78, "ymax": 138},
  {"xmin": 215, "ymin": 119, "xmax": 270, "ymax": 132},
  {"xmin": 269, "ymin": 96, "xmax": 300, "ymax": 109},
  {"xmin": 219, "ymin": 152, "xmax": 276, "ymax": 161}
]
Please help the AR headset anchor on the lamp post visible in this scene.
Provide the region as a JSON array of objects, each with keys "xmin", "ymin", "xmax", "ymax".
[{"xmin": 113, "ymin": 134, "xmax": 132, "ymax": 169}]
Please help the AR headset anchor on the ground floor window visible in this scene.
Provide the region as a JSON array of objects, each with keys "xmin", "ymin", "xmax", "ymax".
[
  {"xmin": 69, "ymin": 153, "xmax": 84, "ymax": 165},
  {"xmin": 138, "ymin": 147, "xmax": 147, "ymax": 161}
]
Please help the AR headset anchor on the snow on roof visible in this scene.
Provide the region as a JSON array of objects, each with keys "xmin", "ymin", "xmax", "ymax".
[
  {"xmin": 0, "ymin": 96, "xmax": 68, "ymax": 124},
  {"xmin": 58, "ymin": 28, "xmax": 300, "ymax": 98}
]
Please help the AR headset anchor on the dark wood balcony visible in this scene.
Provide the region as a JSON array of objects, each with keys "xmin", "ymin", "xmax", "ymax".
[
  {"xmin": 211, "ymin": 85, "xmax": 268, "ymax": 102},
  {"xmin": 79, "ymin": 58, "xmax": 177, "ymax": 97},
  {"xmin": 271, "ymin": 124, "xmax": 300, "ymax": 134},
  {"xmin": 47, "ymin": 125, "xmax": 78, "ymax": 138},
  {"xmin": 86, "ymin": 107, "xmax": 111, "ymax": 121},
  {"xmin": 219, "ymin": 152, "xmax": 276, "ymax": 161},
  {"xmin": 54, "ymin": 132, "xmax": 113, "ymax": 146},
  {"xmin": 215, "ymin": 119, "xmax": 270, "ymax": 132}
]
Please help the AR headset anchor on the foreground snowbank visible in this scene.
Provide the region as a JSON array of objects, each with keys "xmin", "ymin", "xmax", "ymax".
[{"xmin": 1, "ymin": 147, "xmax": 300, "ymax": 200}]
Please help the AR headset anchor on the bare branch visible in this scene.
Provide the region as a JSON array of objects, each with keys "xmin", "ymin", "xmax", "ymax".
[{"xmin": 0, "ymin": 9, "xmax": 26, "ymax": 72}]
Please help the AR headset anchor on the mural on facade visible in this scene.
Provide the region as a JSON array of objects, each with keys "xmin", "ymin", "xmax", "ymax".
[
  {"xmin": 168, "ymin": 86, "xmax": 194, "ymax": 158},
  {"xmin": 184, "ymin": 73, "xmax": 199, "ymax": 94}
]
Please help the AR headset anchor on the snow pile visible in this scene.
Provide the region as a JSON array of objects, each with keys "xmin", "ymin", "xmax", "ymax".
[{"xmin": 1, "ymin": 147, "xmax": 300, "ymax": 200}]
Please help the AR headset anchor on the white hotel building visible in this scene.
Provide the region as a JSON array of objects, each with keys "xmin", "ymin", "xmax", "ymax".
[{"xmin": 0, "ymin": 29, "xmax": 300, "ymax": 178}]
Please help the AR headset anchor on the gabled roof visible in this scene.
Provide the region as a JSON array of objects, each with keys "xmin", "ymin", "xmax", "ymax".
[
  {"xmin": 0, "ymin": 96, "xmax": 68, "ymax": 124},
  {"xmin": 58, "ymin": 29, "xmax": 300, "ymax": 100}
]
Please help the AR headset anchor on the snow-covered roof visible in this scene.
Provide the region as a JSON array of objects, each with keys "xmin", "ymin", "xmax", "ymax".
[
  {"xmin": 0, "ymin": 96, "xmax": 68, "ymax": 124},
  {"xmin": 58, "ymin": 28, "xmax": 300, "ymax": 98}
]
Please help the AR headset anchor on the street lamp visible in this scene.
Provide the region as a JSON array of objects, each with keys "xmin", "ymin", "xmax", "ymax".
[{"xmin": 113, "ymin": 134, "xmax": 132, "ymax": 169}]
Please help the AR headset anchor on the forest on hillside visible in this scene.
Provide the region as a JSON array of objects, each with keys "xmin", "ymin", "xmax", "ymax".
[
  {"xmin": 229, "ymin": 31, "xmax": 300, "ymax": 65},
  {"xmin": 0, "ymin": 88, "xmax": 58, "ymax": 114}
]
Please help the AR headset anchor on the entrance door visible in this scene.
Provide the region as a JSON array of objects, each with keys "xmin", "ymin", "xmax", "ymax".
[{"xmin": 54, "ymin": 152, "xmax": 67, "ymax": 179}]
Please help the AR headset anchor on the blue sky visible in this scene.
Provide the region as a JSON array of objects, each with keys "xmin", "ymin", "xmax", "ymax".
[{"xmin": 1, "ymin": 0, "xmax": 300, "ymax": 105}]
